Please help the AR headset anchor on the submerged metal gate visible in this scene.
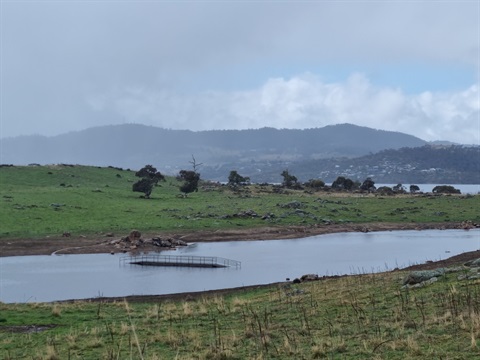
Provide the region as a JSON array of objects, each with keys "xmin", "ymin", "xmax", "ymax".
[{"xmin": 120, "ymin": 254, "xmax": 241, "ymax": 268}]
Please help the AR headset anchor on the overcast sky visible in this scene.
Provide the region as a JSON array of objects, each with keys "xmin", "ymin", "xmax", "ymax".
[{"xmin": 1, "ymin": 1, "xmax": 479, "ymax": 144}]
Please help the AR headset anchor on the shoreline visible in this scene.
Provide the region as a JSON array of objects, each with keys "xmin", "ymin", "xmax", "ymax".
[{"xmin": 0, "ymin": 221, "xmax": 476, "ymax": 258}]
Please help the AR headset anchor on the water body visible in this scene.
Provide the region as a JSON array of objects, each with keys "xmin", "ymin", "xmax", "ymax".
[
  {"xmin": 1, "ymin": 229, "xmax": 479, "ymax": 303},
  {"xmin": 376, "ymin": 184, "xmax": 480, "ymax": 194}
]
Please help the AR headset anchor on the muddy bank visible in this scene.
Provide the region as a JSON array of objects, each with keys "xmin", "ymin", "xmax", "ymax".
[{"xmin": 0, "ymin": 221, "xmax": 475, "ymax": 257}]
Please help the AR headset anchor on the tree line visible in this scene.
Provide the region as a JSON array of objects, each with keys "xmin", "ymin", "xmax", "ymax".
[{"xmin": 133, "ymin": 163, "xmax": 462, "ymax": 199}]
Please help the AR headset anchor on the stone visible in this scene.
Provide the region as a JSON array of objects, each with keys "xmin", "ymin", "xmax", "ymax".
[
  {"xmin": 128, "ymin": 230, "xmax": 141, "ymax": 242},
  {"xmin": 402, "ymin": 268, "xmax": 445, "ymax": 285},
  {"xmin": 464, "ymin": 258, "xmax": 480, "ymax": 267},
  {"xmin": 300, "ymin": 274, "xmax": 319, "ymax": 282}
]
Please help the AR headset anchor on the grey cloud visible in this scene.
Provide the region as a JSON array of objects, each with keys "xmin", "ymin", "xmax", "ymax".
[
  {"xmin": 91, "ymin": 73, "xmax": 478, "ymax": 144},
  {"xmin": 1, "ymin": 1, "xmax": 478, "ymax": 141}
]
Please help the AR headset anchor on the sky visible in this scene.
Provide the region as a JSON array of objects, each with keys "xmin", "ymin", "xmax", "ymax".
[{"xmin": 1, "ymin": 1, "xmax": 479, "ymax": 144}]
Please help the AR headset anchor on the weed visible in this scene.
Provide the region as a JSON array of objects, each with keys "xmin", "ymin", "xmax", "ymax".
[{"xmin": 51, "ymin": 304, "xmax": 61, "ymax": 318}]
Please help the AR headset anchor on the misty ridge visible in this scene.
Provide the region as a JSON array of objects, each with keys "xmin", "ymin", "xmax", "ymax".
[{"xmin": 1, "ymin": 123, "xmax": 477, "ymax": 183}]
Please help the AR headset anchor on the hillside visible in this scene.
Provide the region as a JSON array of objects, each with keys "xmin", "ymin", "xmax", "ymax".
[
  {"xmin": 0, "ymin": 123, "xmax": 426, "ymax": 173},
  {"xmin": 205, "ymin": 145, "xmax": 480, "ymax": 184}
]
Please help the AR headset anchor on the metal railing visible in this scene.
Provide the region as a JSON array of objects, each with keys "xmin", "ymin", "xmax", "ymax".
[{"xmin": 119, "ymin": 254, "xmax": 241, "ymax": 268}]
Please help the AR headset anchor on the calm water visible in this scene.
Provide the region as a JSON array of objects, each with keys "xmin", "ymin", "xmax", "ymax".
[
  {"xmin": 377, "ymin": 184, "xmax": 480, "ymax": 194},
  {"xmin": 1, "ymin": 229, "xmax": 479, "ymax": 303}
]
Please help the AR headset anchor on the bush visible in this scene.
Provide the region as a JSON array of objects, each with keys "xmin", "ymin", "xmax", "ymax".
[
  {"xmin": 432, "ymin": 185, "xmax": 461, "ymax": 194},
  {"xmin": 304, "ymin": 179, "xmax": 325, "ymax": 190}
]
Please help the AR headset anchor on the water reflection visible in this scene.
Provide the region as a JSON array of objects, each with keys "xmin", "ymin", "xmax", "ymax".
[{"xmin": 1, "ymin": 229, "xmax": 479, "ymax": 303}]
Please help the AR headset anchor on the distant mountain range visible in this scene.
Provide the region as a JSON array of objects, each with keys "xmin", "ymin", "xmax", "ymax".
[{"xmin": 1, "ymin": 123, "xmax": 476, "ymax": 183}]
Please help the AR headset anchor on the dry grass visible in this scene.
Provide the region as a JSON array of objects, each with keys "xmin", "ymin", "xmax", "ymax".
[{"xmin": 4, "ymin": 266, "xmax": 480, "ymax": 358}]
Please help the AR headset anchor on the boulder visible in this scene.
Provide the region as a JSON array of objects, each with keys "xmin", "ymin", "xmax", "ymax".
[
  {"xmin": 300, "ymin": 274, "xmax": 319, "ymax": 282},
  {"xmin": 464, "ymin": 258, "xmax": 480, "ymax": 267},
  {"xmin": 128, "ymin": 230, "xmax": 142, "ymax": 242},
  {"xmin": 152, "ymin": 237, "xmax": 173, "ymax": 247},
  {"xmin": 278, "ymin": 201, "xmax": 304, "ymax": 209},
  {"xmin": 172, "ymin": 239, "xmax": 188, "ymax": 246},
  {"xmin": 402, "ymin": 268, "xmax": 445, "ymax": 286},
  {"xmin": 404, "ymin": 276, "xmax": 439, "ymax": 289}
]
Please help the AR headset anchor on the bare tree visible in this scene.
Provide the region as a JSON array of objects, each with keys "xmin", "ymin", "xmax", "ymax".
[{"xmin": 189, "ymin": 155, "xmax": 203, "ymax": 172}]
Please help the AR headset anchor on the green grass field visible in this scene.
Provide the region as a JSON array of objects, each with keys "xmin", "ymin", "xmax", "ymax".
[{"xmin": 1, "ymin": 165, "xmax": 479, "ymax": 239}]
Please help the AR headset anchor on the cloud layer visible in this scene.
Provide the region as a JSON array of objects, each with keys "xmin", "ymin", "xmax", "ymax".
[
  {"xmin": 1, "ymin": 1, "xmax": 479, "ymax": 144},
  {"xmin": 89, "ymin": 73, "xmax": 479, "ymax": 144}
]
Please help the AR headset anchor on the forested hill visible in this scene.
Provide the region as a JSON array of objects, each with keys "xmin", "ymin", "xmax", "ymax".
[
  {"xmin": 203, "ymin": 145, "xmax": 479, "ymax": 184},
  {"xmin": 1, "ymin": 123, "xmax": 425, "ymax": 171},
  {"xmin": 4, "ymin": 124, "xmax": 473, "ymax": 183},
  {"xmin": 316, "ymin": 145, "xmax": 480, "ymax": 184}
]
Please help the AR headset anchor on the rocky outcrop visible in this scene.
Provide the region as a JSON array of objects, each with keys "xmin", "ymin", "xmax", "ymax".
[
  {"xmin": 108, "ymin": 231, "xmax": 188, "ymax": 253},
  {"xmin": 402, "ymin": 269, "xmax": 446, "ymax": 286},
  {"xmin": 150, "ymin": 237, "xmax": 188, "ymax": 248}
]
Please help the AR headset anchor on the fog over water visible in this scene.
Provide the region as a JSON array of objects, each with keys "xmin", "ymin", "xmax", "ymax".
[{"xmin": 1, "ymin": 229, "xmax": 479, "ymax": 303}]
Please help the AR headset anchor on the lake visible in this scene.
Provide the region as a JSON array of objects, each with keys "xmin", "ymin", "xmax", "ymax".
[
  {"xmin": 1, "ymin": 229, "xmax": 479, "ymax": 303},
  {"xmin": 376, "ymin": 184, "xmax": 480, "ymax": 194}
]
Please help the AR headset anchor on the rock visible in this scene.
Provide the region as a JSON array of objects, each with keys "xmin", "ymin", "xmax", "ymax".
[
  {"xmin": 105, "ymin": 232, "xmax": 114, "ymax": 237},
  {"xmin": 128, "ymin": 230, "xmax": 142, "ymax": 242},
  {"xmin": 464, "ymin": 258, "xmax": 480, "ymax": 267},
  {"xmin": 172, "ymin": 239, "xmax": 188, "ymax": 246},
  {"xmin": 457, "ymin": 267, "xmax": 480, "ymax": 280},
  {"xmin": 403, "ymin": 277, "xmax": 439, "ymax": 289},
  {"xmin": 289, "ymin": 289, "xmax": 305, "ymax": 296},
  {"xmin": 403, "ymin": 268, "xmax": 445, "ymax": 285},
  {"xmin": 50, "ymin": 203, "xmax": 65, "ymax": 208},
  {"xmin": 278, "ymin": 201, "xmax": 304, "ymax": 209},
  {"xmin": 300, "ymin": 274, "xmax": 319, "ymax": 282},
  {"xmin": 152, "ymin": 237, "xmax": 173, "ymax": 247},
  {"xmin": 461, "ymin": 220, "xmax": 477, "ymax": 230},
  {"xmin": 235, "ymin": 209, "xmax": 258, "ymax": 218},
  {"xmin": 261, "ymin": 213, "xmax": 275, "ymax": 220}
]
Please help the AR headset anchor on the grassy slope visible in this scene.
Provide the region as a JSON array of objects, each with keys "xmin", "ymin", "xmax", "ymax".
[
  {"xmin": 2, "ymin": 269, "xmax": 480, "ymax": 359},
  {"xmin": 1, "ymin": 165, "xmax": 479, "ymax": 239}
]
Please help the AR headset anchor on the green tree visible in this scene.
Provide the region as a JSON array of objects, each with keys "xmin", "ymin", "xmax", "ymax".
[
  {"xmin": 410, "ymin": 184, "xmax": 420, "ymax": 193},
  {"xmin": 393, "ymin": 184, "xmax": 406, "ymax": 193},
  {"xmin": 331, "ymin": 176, "xmax": 355, "ymax": 191},
  {"xmin": 178, "ymin": 170, "xmax": 200, "ymax": 197},
  {"xmin": 360, "ymin": 178, "xmax": 376, "ymax": 192},
  {"xmin": 228, "ymin": 170, "xmax": 250, "ymax": 187},
  {"xmin": 432, "ymin": 185, "xmax": 461, "ymax": 194},
  {"xmin": 304, "ymin": 178, "xmax": 325, "ymax": 190},
  {"xmin": 132, "ymin": 165, "xmax": 165, "ymax": 198},
  {"xmin": 281, "ymin": 169, "xmax": 298, "ymax": 188}
]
